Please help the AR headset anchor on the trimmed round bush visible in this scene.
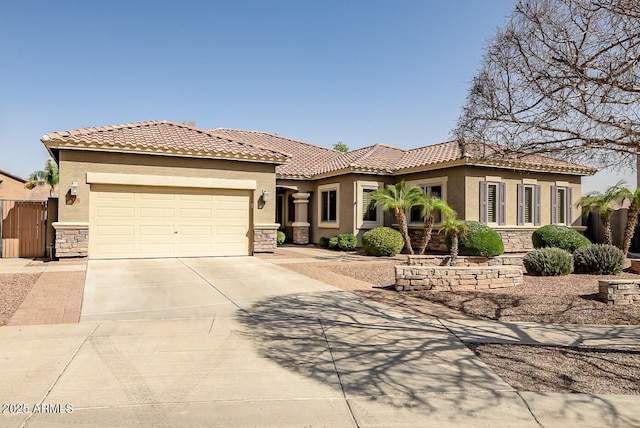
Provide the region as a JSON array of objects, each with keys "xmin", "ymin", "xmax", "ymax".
[
  {"xmin": 532, "ymin": 225, "xmax": 591, "ymax": 253},
  {"xmin": 523, "ymin": 247, "xmax": 573, "ymax": 276},
  {"xmin": 445, "ymin": 221, "xmax": 504, "ymax": 257},
  {"xmin": 328, "ymin": 236, "xmax": 339, "ymax": 249},
  {"xmin": 276, "ymin": 231, "xmax": 286, "ymax": 246},
  {"xmin": 573, "ymin": 244, "xmax": 625, "ymax": 275},
  {"xmin": 362, "ymin": 227, "xmax": 404, "ymax": 256},
  {"xmin": 318, "ymin": 237, "xmax": 330, "ymax": 248},
  {"xmin": 336, "ymin": 233, "xmax": 357, "ymax": 251}
]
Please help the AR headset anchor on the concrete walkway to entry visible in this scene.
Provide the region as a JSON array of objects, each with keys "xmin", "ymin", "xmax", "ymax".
[{"xmin": 0, "ymin": 256, "xmax": 639, "ymax": 427}]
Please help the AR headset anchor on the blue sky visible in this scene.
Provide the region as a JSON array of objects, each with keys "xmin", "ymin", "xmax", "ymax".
[{"xmin": 0, "ymin": 0, "xmax": 632, "ymax": 192}]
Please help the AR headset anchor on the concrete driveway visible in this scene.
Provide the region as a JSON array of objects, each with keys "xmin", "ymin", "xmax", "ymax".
[{"xmin": 1, "ymin": 257, "xmax": 637, "ymax": 427}]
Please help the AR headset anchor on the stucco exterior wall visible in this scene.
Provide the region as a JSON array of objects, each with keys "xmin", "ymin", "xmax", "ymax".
[
  {"xmin": 395, "ymin": 166, "xmax": 467, "ymax": 219},
  {"xmin": 0, "ymin": 173, "xmax": 29, "ymax": 200},
  {"xmin": 57, "ymin": 150, "xmax": 277, "ymax": 225},
  {"xmin": 309, "ymin": 173, "xmax": 393, "ymax": 243}
]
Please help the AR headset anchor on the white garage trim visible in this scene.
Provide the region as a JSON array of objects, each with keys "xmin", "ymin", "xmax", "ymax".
[{"xmin": 86, "ymin": 172, "xmax": 257, "ymax": 190}]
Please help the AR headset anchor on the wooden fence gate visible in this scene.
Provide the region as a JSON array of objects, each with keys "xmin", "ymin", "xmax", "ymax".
[{"xmin": 0, "ymin": 200, "xmax": 47, "ymax": 258}]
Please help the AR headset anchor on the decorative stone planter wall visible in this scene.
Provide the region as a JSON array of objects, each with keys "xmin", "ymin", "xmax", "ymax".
[
  {"xmin": 407, "ymin": 255, "xmax": 524, "ymax": 267},
  {"xmin": 395, "ymin": 265, "xmax": 523, "ymax": 292},
  {"xmin": 598, "ymin": 280, "xmax": 640, "ymax": 305}
]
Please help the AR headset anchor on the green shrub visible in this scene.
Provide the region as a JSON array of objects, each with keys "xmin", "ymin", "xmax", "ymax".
[
  {"xmin": 445, "ymin": 221, "xmax": 504, "ymax": 257},
  {"xmin": 523, "ymin": 247, "xmax": 573, "ymax": 276},
  {"xmin": 318, "ymin": 237, "xmax": 330, "ymax": 248},
  {"xmin": 532, "ymin": 225, "xmax": 591, "ymax": 253},
  {"xmin": 328, "ymin": 236, "xmax": 339, "ymax": 249},
  {"xmin": 362, "ymin": 227, "xmax": 404, "ymax": 256},
  {"xmin": 276, "ymin": 231, "xmax": 286, "ymax": 246},
  {"xmin": 573, "ymin": 244, "xmax": 625, "ymax": 275},
  {"xmin": 336, "ymin": 233, "xmax": 357, "ymax": 251}
]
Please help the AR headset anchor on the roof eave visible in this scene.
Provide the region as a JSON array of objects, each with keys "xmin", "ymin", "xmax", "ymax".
[{"xmin": 42, "ymin": 140, "xmax": 289, "ymax": 165}]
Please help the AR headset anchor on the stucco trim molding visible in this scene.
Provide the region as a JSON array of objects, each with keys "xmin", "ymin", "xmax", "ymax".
[
  {"xmin": 86, "ymin": 172, "xmax": 257, "ymax": 190},
  {"xmin": 254, "ymin": 223, "xmax": 280, "ymax": 229},
  {"xmin": 52, "ymin": 222, "xmax": 89, "ymax": 230}
]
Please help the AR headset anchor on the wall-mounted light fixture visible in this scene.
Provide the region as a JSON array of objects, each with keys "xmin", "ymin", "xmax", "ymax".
[
  {"xmin": 261, "ymin": 189, "xmax": 270, "ymax": 203},
  {"xmin": 70, "ymin": 182, "xmax": 79, "ymax": 196}
]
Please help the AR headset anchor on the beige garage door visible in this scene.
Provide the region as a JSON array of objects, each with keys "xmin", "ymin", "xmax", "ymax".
[{"xmin": 89, "ymin": 185, "xmax": 250, "ymax": 259}]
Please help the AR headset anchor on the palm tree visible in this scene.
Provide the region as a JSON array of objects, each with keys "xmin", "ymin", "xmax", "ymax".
[
  {"xmin": 368, "ymin": 181, "xmax": 423, "ymax": 254},
  {"xmin": 413, "ymin": 195, "xmax": 455, "ymax": 255},
  {"xmin": 25, "ymin": 159, "xmax": 59, "ymax": 197},
  {"xmin": 577, "ymin": 181, "xmax": 627, "ymax": 245},
  {"xmin": 618, "ymin": 186, "xmax": 640, "ymax": 256},
  {"xmin": 439, "ymin": 217, "xmax": 469, "ymax": 266}
]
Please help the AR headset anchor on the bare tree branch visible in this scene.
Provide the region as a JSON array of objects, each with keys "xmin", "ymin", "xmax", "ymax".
[{"xmin": 455, "ymin": 0, "xmax": 640, "ymax": 170}]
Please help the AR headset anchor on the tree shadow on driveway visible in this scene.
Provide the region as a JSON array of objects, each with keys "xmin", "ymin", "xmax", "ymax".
[{"xmin": 236, "ymin": 291, "xmax": 522, "ymax": 414}]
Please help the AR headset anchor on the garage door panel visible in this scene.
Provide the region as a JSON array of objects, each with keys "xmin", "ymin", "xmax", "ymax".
[
  {"xmin": 90, "ymin": 185, "xmax": 250, "ymax": 259},
  {"xmin": 96, "ymin": 225, "xmax": 135, "ymax": 237},
  {"xmin": 139, "ymin": 224, "xmax": 175, "ymax": 237}
]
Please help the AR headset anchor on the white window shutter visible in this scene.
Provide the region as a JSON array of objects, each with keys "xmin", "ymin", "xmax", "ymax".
[
  {"xmin": 480, "ymin": 181, "xmax": 487, "ymax": 223},
  {"xmin": 534, "ymin": 185, "xmax": 541, "ymax": 226},
  {"xmin": 498, "ymin": 182, "xmax": 506, "ymax": 225},
  {"xmin": 517, "ymin": 184, "xmax": 524, "ymax": 225}
]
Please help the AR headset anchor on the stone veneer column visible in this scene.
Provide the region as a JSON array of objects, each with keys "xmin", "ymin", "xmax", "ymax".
[
  {"xmin": 292, "ymin": 192, "xmax": 310, "ymax": 244},
  {"xmin": 52, "ymin": 222, "xmax": 89, "ymax": 258},
  {"xmin": 253, "ymin": 223, "xmax": 279, "ymax": 253}
]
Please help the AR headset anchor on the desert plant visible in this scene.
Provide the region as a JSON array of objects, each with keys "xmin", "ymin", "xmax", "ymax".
[
  {"xmin": 445, "ymin": 221, "xmax": 504, "ymax": 257},
  {"xmin": 413, "ymin": 196, "xmax": 455, "ymax": 255},
  {"xmin": 440, "ymin": 218, "xmax": 470, "ymax": 265},
  {"xmin": 318, "ymin": 237, "xmax": 331, "ymax": 248},
  {"xmin": 336, "ymin": 233, "xmax": 357, "ymax": 251},
  {"xmin": 25, "ymin": 159, "xmax": 59, "ymax": 196},
  {"xmin": 362, "ymin": 227, "xmax": 404, "ymax": 256},
  {"xmin": 573, "ymin": 244, "xmax": 625, "ymax": 275},
  {"xmin": 523, "ymin": 247, "xmax": 573, "ymax": 276},
  {"xmin": 577, "ymin": 181, "xmax": 627, "ymax": 245},
  {"xmin": 276, "ymin": 231, "xmax": 286, "ymax": 246},
  {"xmin": 532, "ymin": 225, "xmax": 591, "ymax": 253},
  {"xmin": 617, "ymin": 185, "xmax": 640, "ymax": 257},
  {"xmin": 367, "ymin": 182, "xmax": 424, "ymax": 254}
]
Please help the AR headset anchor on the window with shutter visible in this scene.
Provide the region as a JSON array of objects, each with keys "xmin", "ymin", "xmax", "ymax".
[
  {"xmin": 487, "ymin": 183, "xmax": 498, "ymax": 223},
  {"xmin": 557, "ymin": 188, "xmax": 566, "ymax": 224},
  {"xmin": 524, "ymin": 186, "xmax": 533, "ymax": 223}
]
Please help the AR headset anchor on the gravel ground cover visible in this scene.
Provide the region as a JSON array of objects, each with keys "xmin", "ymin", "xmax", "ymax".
[
  {"xmin": 0, "ymin": 273, "xmax": 40, "ymax": 326},
  {"xmin": 316, "ymin": 259, "xmax": 640, "ymax": 395}
]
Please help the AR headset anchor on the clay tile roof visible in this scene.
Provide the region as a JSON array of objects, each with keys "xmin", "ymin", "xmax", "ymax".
[
  {"xmin": 395, "ymin": 139, "xmax": 596, "ymax": 175},
  {"xmin": 209, "ymin": 128, "xmax": 341, "ymax": 178},
  {"xmin": 316, "ymin": 144, "xmax": 407, "ymax": 175},
  {"xmin": 42, "ymin": 121, "xmax": 290, "ymax": 164},
  {"xmin": 460, "ymin": 139, "xmax": 597, "ymax": 174},
  {"xmin": 28, "ymin": 184, "xmax": 58, "ymax": 201},
  {"xmin": 397, "ymin": 141, "xmax": 462, "ymax": 170}
]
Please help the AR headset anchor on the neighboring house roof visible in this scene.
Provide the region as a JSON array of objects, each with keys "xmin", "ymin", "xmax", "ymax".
[
  {"xmin": 28, "ymin": 184, "xmax": 58, "ymax": 201},
  {"xmin": 42, "ymin": 121, "xmax": 290, "ymax": 164},
  {"xmin": 0, "ymin": 169, "xmax": 27, "ymax": 183},
  {"xmin": 209, "ymin": 128, "xmax": 340, "ymax": 178}
]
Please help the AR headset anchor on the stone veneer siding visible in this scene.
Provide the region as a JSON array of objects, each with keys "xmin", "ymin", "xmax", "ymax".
[
  {"xmin": 253, "ymin": 228, "xmax": 277, "ymax": 253},
  {"xmin": 293, "ymin": 226, "xmax": 309, "ymax": 245},
  {"xmin": 598, "ymin": 280, "xmax": 640, "ymax": 306},
  {"xmin": 55, "ymin": 228, "xmax": 88, "ymax": 258},
  {"xmin": 395, "ymin": 265, "xmax": 523, "ymax": 292}
]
